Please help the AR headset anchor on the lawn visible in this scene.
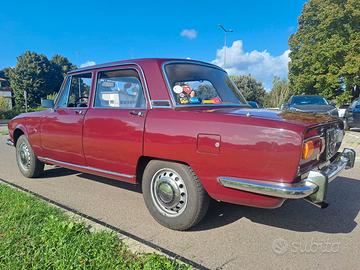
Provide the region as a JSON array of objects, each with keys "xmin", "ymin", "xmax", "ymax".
[{"xmin": 0, "ymin": 184, "xmax": 190, "ymax": 270}]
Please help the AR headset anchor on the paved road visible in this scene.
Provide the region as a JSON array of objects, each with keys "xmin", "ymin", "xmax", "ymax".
[{"xmin": 0, "ymin": 133, "xmax": 359, "ymax": 270}]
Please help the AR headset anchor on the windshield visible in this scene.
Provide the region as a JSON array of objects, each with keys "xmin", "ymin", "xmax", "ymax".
[
  {"xmin": 291, "ymin": 96, "xmax": 329, "ymax": 106},
  {"xmin": 164, "ymin": 63, "xmax": 247, "ymax": 106}
]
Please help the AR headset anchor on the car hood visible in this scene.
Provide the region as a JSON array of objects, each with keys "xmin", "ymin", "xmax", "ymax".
[
  {"xmin": 200, "ymin": 107, "xmax": 339, "ymax": 127},
  {"xmin": 290, "ymin": 104, "xmax": 336, "ymax": 112}
]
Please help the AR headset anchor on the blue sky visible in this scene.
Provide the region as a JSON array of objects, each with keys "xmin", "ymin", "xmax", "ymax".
[{"xmin": 0, "ymin": 0, "xmax": 306, "ymax": 88}]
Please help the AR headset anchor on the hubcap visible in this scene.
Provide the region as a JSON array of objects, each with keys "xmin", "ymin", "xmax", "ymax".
[
  {"xmin": 150, "ymin": 168, "xmax": 187, "ymax": 217},
  {"xmin": 18, "ymin": 143, "xmax": 31, "ymax": 170}
]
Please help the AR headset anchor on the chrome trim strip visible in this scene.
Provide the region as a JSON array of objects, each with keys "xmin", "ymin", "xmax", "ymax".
[
  {"xmin": 38, "ymin": 156, "xmax": 135, "ymax": 179},
  {"xmin": 218, "ymin": 148, "xmax": 355, "ymax": 200},
  {"xmin": 6, "ymin": 138, "xmax": 14, "ymax": 147}
]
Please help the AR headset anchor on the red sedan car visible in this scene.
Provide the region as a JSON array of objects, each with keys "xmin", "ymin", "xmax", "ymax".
[{"xmin": 7, "ymin": 59, "xmax": 356, "ymax": 230}]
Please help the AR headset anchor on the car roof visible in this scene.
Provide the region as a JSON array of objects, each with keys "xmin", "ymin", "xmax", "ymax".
[{"xmin": 68, "ymin": 58, "xmax": 225, "ymax": 74}]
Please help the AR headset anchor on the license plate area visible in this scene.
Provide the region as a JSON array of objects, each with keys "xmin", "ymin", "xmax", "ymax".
[{"xmin": 325, "ymin": 128, "xmax": 336, "ymax": 160}]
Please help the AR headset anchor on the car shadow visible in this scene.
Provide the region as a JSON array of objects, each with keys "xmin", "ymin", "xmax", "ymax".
[
  {"xmin": 43, "ymin": 166, "xmax": 142, "ymax": 193},
  {"xmin": 43, "ymin": 166, "xmax": 359, "ymax": 234},
  {"xmin": 191, "ymin": 176, "xmax": 359, "ymax": 234}
]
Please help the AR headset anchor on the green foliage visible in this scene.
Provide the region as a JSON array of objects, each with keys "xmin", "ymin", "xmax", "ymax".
[
  {"xmin": 335, "ymin": 90, "xmax": 352, "ymax": 106},
  {"xmin": 0, "ymin": 97, "xmax": 10, "ymax": 111},
  {"xmin": 0, "ymin": 184, "xmax": 190, "ymax": 270},
  {"xmin": 263, "ymin": 77, "xmax": 292, "ymax": 108},
  {"xmin": 46, "ymin": 92, "xmax": 58, "ymax": 101},
  {"xmin": 230, "ymin": 75, "xmax": 266, "ymax": 105},
  {"xmin": 289, "ymin": 0, "xmax": 360, "ymax": 100},
  {"xmin": 7, "ymin": 51, "xmax": 75, "ymax": 108}
]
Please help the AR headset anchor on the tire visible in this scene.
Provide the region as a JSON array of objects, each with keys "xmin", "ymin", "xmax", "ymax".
[
  {"xmin": 16, "ymin": 135, "xmax": 44, "ymax": 178},
  {"xmin": 142, "ymin": 160, "xmax": 209, "ymax": 230}
]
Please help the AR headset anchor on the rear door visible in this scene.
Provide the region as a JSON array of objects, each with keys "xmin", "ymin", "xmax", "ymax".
[
  {"xmin": 40, "ymin": 72, "xmax": 93, "ymax": 165},
  {"xmin": 82, "ymin": 66, "xmax": 148, "ymax": 181}
]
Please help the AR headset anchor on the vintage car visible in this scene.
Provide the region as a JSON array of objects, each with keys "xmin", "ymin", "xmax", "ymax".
[{"xmin": 6, "ymin": 59, "xmax": 356, "ymax": 230}]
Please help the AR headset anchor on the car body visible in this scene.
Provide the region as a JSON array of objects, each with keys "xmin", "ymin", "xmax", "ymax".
[
  {"xmin": 282, "ymin": 95, "xmax": 339, "ymax": 117},
  {"xmin": 345, "ymin": 98, "xmax": 360, "ymax": 129},
  {"xmin": 6, "ymin": 59, "xmax": 356, "ymax": 230}
]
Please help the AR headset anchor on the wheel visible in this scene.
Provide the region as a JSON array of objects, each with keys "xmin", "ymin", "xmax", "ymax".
[
  {"xmin": 16, "ymin": 135, "xmax": 44, "ymax": 178},
  {"xmin": 142, "ymin": 160, "xmax": 209, "ymax": 230}
]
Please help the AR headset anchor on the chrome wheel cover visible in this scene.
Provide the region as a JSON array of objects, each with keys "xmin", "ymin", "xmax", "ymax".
[
  {"xmin": 18, "ymin": 143, "xmax": 31, "ymax": 170},
  {"xmin": 150, "ymin": 168, "xmax": 188, "ymax": 217}
]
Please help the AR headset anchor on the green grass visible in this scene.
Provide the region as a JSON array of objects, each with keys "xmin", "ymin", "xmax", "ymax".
[
  {"xmin": 0, "ymin": 130, "xmax": 9, "ymax": 136},
  {"xmin": 0, "ymin": 184, "xmax": 191, "ymax": 270}
]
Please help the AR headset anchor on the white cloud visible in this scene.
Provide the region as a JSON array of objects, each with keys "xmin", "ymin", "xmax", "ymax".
[
  {"xmin": 180, "ymin": 29, "xmax": 198, "ymax": 40},
  {"xmin": 80, "ymin": 60, "xmax": 96, "ymax": 68},
  {"xmin": 212, "ymin": 40, "xmax": 290, "ymax": 89}
]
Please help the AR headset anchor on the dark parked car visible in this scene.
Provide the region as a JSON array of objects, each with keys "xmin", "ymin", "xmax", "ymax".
[
  {"xmin": 247, "ymin": 101, "xmax": 259, "ymax": 108},
  {"xmin": 282, "ymin": 95, "xmax": 338, "ymax": 117},
  {"xmin": 6, "ymin": 59, "xmax": 356, "ymax": 230},
  {"xmin": 345, "ymin": 98, "xmax": 360, "ymax": 130}
]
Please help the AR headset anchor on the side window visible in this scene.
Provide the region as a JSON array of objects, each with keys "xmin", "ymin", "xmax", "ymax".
[
  {"xmin": 94, "ymin": 69, "xmax": 145, "ymax": 108},
  {"xmin": 57, "ymin": 73, "xmax": 92, "ymax": 108},
  {"xmin": 57, "ymin": 77, "xmax": 71, "ymax": 108}
]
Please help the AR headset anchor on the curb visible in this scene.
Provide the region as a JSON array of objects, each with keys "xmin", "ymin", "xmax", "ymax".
[{"xmin": 0, "ymin": 178, "xmax": 208, "ymax": 270}]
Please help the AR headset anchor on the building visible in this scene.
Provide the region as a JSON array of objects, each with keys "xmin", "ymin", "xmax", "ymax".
[{"xmin": 0, "ymin": 78, "xmax": 12, "ymax": 110}]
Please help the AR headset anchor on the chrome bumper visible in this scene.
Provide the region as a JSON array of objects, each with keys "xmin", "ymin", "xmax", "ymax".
[
  {"xmin": 218, "ymin": 148, "xmax": 356, "ymax": 204},
  {"xmin": 6, "ymin": 138, "xmax": 14, "ymax": 146}
]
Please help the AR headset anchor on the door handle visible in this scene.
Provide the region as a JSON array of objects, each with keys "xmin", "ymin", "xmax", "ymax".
[
  {"xmin": 75, "ymin": 110, "xmax": 84, "ymax": 115},
  {"xmin": 129, "ymin": 111, "xmax": 144, "ymax": 117}
]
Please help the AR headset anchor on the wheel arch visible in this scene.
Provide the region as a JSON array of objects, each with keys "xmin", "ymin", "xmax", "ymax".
[
  {"xmin": 13, "ymin": 126, "xmax": 27, "ymax": 146},
  {"xmin": 135, "ymin": 156, "xmax": 191, "ymax": 183}
]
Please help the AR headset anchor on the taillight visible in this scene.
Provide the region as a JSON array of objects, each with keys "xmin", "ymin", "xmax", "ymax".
[{"xmin": 302, "ymin": 137, "xmax": 324, "ymax": 161}]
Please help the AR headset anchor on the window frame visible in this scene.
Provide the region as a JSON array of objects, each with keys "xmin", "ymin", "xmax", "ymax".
[
  {"xmin": 54, "ymin": 72, "xmax": 94, "ymax": 109},
  {"xmin": 92, "ymin": 67, "xmax": 148, "ymax": 110}
]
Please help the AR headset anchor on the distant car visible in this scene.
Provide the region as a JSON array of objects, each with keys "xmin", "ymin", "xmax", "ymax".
[
  {"xmin": 345, "ymin": 98, "xmax": 360, "ymax": 130},
  {"xmin": 247, "ymin": 101, "xmax": 259, "ymax": 108},
  {"xmin": 282, "ymin": 95, "xmax": 338, "ymax": 117}
]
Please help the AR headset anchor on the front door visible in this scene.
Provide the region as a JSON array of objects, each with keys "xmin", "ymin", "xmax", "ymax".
[
  {"xmin": 82, "ymin": 67, "xmax": 147, "ymax": 179},
  {"xmin": 40, "ymin": 72, "xmax": 93, "ymax": 165}
]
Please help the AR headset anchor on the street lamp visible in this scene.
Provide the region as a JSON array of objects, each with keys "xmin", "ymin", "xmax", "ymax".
[{"xmin": 218, "ymin": 24, "xmax": 233, "ymax": 68}]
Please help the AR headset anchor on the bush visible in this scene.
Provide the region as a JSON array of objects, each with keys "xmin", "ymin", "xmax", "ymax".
[
  {"xmin": 0, "ymin": 96, "xmax": 10, "ymax": 111},
  {"xmin": 0, "ymin": 106, "xmax": 46, "ymax": 120}
]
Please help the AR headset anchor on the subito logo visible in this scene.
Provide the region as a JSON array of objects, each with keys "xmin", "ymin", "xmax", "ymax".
[{"xmin": 272, "ymin": 238, "xmax": 288, "ymax": 255}]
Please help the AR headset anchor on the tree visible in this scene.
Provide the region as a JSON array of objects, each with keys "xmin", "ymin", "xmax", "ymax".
[
  {"xmin": 289, "ymin": 0, "xmax": 360, "ymax": 101},
  {"xmin": 49, "ymin": 54, "xmax": 76, "ymax": 93},
  {"xmin": 230, "ymin": 75, "xmax": 266, "ymax": 105},
  {"xmin": 264, "ymin": 77, "xmax": 292, "ymax": 108},
  {"xmin": 7, "ymin": 51, "xmax": 76, "ymax": 108}
]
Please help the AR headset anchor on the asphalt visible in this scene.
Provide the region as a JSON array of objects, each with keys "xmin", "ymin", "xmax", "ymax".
[{"xmin": 0, "ymin": 132, "xmax": 359, "ymax": 270}]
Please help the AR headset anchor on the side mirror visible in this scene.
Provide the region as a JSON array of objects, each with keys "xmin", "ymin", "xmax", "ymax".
[
  {"xmin": 41, "ymin": 99, "xmax": 55, "ymax": 109},
  {"xmin": 281, "ymin": 103, "xmax": 289, "ymax": 110}
]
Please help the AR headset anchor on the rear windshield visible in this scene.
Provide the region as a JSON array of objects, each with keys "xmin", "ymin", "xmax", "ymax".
[
  {"xmin": 291, "ymin": 96, "xmax": 329, "ymax": 105},
  {"xmin": 164, "ymin": 63, "xmax": 247, "ymax": 106}
]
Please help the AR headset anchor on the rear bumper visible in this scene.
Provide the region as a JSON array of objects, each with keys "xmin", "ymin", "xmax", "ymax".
[{"xmin": 218, "ymin": 148, "xmax": 356, "ymax": 204}]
